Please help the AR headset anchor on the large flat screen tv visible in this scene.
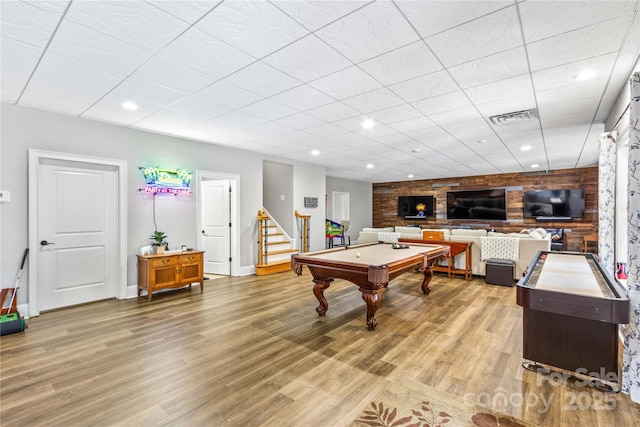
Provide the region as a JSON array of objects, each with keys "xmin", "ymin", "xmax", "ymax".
[
  {"xmin": 446, "ymin": 189, "xmax": 507, "ymax": 220},
  {"xmin": 398, "ymin": 195, "xmax": 434, "ymax": 218},
  {"xmin": 524, "ymin": 189, "xmax": 585, "ymax": 218}
]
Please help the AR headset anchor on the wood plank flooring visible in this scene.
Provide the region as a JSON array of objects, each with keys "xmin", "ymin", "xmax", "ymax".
[{"xmin": 1, "ymin": 270, "xmax": 639, "ymax": 426}]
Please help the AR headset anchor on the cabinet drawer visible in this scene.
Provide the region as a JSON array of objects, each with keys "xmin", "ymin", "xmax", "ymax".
[
  {"xmin": 179, "ymin": 253, "xmax": 202, "ymax": 264},
  {"xmin": 150, "ymin": 257, "xmax": 178, "ymax": 268}
]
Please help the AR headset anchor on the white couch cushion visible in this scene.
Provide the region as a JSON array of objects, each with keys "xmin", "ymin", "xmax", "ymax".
[
  {"xmin": 394, "ymin": 226, "xmax": 422, "ymax": 235},
  {"xmin": 362, "ymin": 227, "xmax": 394, "ymax": 233},
  {"xmin": 451, "ymin": 229, "xmax": 488, "ymax": 237},
  {"xmin": 378, "ymin": 232, "xmax": 400, "ymax": 243}
]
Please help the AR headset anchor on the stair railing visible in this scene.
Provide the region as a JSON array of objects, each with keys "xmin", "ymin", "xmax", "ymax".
[
  {"xmin": 295, "ymin": 210, "xmax": 311, "ymax": 253},
  {"xmin": 257, "ymin": 209, "xmax": 269, "ymax": 265}
]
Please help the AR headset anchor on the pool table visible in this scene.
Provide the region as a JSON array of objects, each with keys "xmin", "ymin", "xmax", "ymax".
[
  {"xmin": 517, "ymin": 251, "xmax": 629, "ymax": 389},
  {"xmin": 291, "ymin": 242, "xmax": 449, "ymax": 330}
]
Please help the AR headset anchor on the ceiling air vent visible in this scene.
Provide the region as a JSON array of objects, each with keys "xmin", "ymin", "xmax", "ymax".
[{"xmin": 489, "ymin": 109, "xmax": 536, "ymax": 125}]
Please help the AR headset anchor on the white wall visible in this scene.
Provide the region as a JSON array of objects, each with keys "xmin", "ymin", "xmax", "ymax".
[
  {"xmin": 293, "ymin": 164, "xmax": 326, "ymax": 252},
  {"xmin": 326, "ymin": 176, "xmax": 373, "ymax": 243}
]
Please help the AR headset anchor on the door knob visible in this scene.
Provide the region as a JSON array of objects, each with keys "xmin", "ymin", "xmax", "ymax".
[{"xmin": 40, "ymin": 240, "xmax": 55, "ymax": 246}]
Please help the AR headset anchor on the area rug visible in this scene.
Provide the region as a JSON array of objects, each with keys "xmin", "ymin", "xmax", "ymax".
[{"xmin": 350, "ymin": 377, "xmax": 536, "ymax": 427}]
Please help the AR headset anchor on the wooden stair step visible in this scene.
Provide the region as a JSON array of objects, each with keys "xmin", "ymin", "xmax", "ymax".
[
  {"xmin": 255, "ymin": 259, "xmax": 292, "ymax": 276},
  {"xmin": 267, "ymin": 248, "xmax": 298, "ymax": 256},
  {"xmin": 267, "ymin": 241, "xmax": 291, "ymax": 246}
]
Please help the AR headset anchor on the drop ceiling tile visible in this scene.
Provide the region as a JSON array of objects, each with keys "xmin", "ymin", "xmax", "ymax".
[
  {"xmin": 27, "ymin": 1, "xmax": 71, "ymax": 14},
  {"xmin": 249, "ymin": 122, "xmax": 293, "ymax": 137},
  {"xmin": 279, "ymin": 130, "xmax": 317, "ymax": 143},
  {"xmin": 405, "ymin": 125, "xmax": 452, "ymax": 142},
  {"xmin": 191, "ymin": 119, "xmax": 241, "ymax": 135},
  {"xmin": 537, "ymin": 97, "xmax": 599, "ymax": 122},
  {"xmin": 359, "ymin": 41, "xmax": 443, "ymax": 86},
  {"xmin": 213, "ymin": 110, "xmax": 267, "ymax": 128},
  {"xmin": 368, "ymin": 104, "xmax": 423, "ymax": 125},
  {"xmin": 270, "ymin": 85, "xmax": 335, "ymax": 111},
  {"xmin": 413, "ymin": 91, "xmax": 473, "ymax": 116},
  {"xmin": 111, "ymin": 75, "xmax": 187, "ymax": 109},
  {"xmin": 442, "ymin": 119, "xmax": 495, "ymax": 142},
  {"xmin": 342, "ymin": 88, "xmax": 405, "ymax": 114},
  {"xmin": 519, "ymin": 0, "xmax": 636, "ymax": 43},
  {"xmin": 239, "ymin": 99, "xmax": 297, "ymax": 121},
  {"xmin": 66, "ymin": 0, "xmax": 190, "ymax": 53},
  {"xmin": 425, "ymin": 6, "xmax": 521, "ymax": 67},
  {"xmin": 196, "ymin": 81, "xmax": 262, "ymax": 109},
  {"xmin": 169, "ymin": 96, "xmax": 231, "ymax": 120},
  {"xmin": 48, "ymin": 20, "xmax": 153, "ymax": 75},
  {"xmin": 169, "ymin": 127, "xmax": 221, "ymax": 143},
  {"xmin": 1, "ymin": 0, "xmax": 63, "ymax": 48},
  {"xmin": 133, "ymin": 109, "xmax": 207, "ymax": 134},
  {"xmin": 389, "ymin": 70, "xmax": 459, "ymax": 103},
  {"xmin": 373, "ymin": 133, "xmax": 413, "ymax": 146},
  {"xmin": 306, "ymin": 101, "xmax": 361, "ymax": 122},
  {"xmin": 133, "ymin": 55, "xmax": 216, "ymax": 95},
  {"xmin": 196, "ymin": 0, "xmax": 308, "ymax": 58},
  {"xmin": 223, "ymin": 61, "xmax": 302, "ymax": 97},
  {"xmin": 146, "ymin": 0, "xmax": 216, "ymax": 24},
  {"xmin": 447, "ymin": 47, "xmax": 529, "ymax": 90},
  {"xmin": 325, "ymin": 132, "xmax": 368, "ymax": 144},
  {"xmin": 274, "ymin": 113, "xmax": 325, "ymax": 130},
  {"xmin": 161, "ymin": 27, "xmax": 256, "ymax": 79},
  {"xmin": 308, "ymin": 66, "xmax": 382, "ymax": 100},
  {"xmin": 428, "ymin": 107, "xmax": 484, "ymax": 126},
  {"xmin": 388, "ymin": 116, "xmax": 437, "ymax": 133},
  {"xmin": 19, "ymin": 82, "xmax": 104, "ymax": 116},
  {"xmin": 315, "ymin": 1, "xmax": 419, "ymax": 63},
  {"xmin": 262, "ymin": 35, "xmax": 352, "ymax": 82},
  {"xmin": 532, "ymin": 53, "xmax": 617, "ymax": 92},
  {"xmin": 0, "ymin": 36, "xmax": 44, "ymax": 103},
  {"xmin": 397, "ymin": 1, "xmax": 513, "ymax": 38},
  {"xmin": 356, "ymin": 123, "xmax": 398, "ymax": 139},
  {"xmin": 475, "ymin": 93, "xmax": 536, "ymax": 118},
  {"xmin": 536, "ymin": 77, "xmax": 608, "ymax": 106},
  {"xmin": 271, "ymin": 1, "xmax": 369, "ymax": 32},
  {"xmin": 527, "ymin": 17, "xmax": 629, "ymax": 71},
  {"xmin": 465, "ymin": 75, "xmax": 534, "ymax": 105},
  {"xmin": 304, "ymin": 123, "xmax": 348, "ymax": 138}
]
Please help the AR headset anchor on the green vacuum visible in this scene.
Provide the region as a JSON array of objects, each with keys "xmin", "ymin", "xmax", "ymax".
[{"xmin": 0, "ymin": 249, "xmax": 28, "ymax": 336}]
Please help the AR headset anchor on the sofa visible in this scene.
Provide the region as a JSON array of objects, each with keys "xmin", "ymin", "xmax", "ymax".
[{"xmin": 357, "ymin": 226, "xmax": 551, "ymax": 279}]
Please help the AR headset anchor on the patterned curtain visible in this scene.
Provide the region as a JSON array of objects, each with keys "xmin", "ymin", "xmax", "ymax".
[
  {"xmin": 622, "ymin": 72, "xmax": 640, "ymax": 402},
  {"xmin": 598, "ymin": 132, "xmax": 616, "ymax": 275}
]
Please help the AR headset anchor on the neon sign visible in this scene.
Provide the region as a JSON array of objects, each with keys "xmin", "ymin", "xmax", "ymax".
[{"xmin": 140, "ymin": 167, "xmax": 191, "ymax": 195}]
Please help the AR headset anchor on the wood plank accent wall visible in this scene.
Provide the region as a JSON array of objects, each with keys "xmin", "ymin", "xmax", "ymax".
[{"xmin": 372, "ymin": 167, "xmax": 598, "ymax": 252}]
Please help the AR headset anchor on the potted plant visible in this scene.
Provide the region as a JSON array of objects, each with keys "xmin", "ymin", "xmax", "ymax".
[{"xmin": 150, "ymin": 230, "xmax": 168, "ymax": 254}]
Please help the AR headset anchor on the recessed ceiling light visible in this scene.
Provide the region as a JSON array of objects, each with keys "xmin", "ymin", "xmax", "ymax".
[
  {"xmin": 531, "ymin": 163, "xmax": 539, "ymax": 168},
  {"xmin": 574, "ymin": 70, "xmax": 597, "ymax": 81},
  {"xmin": 521, "ymin": 145, "xmax": 532, "ymax": 151},
  {"xmin": 311, "ymin": 149, "xmax": 320, "ymax": 156},
  {"xmin": 407, "ymin": 174, "xmax": 414, "ymax": 178},
  {"xmin": 122, "ymin": 101, "xmax": 138, "ymax": 110},
  {"xmin": 366, "ymin": 163, "xmax": 374, "ymax": 169},
  {"xmin": 411, "ymin": 148, "xmax": 421, "ymax": 153},
  {"xmin": 362, "ymin": 118, "xmax": 375, "ymax": 129},
  {"xmin": 478, "ymin": 139, "xmax": 486, "ymax": 144}
]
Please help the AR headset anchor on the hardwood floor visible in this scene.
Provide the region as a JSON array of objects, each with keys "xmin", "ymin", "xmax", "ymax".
[{"xmin": 1, "ymin": 270, "xmax": 639, "ymax": 426}]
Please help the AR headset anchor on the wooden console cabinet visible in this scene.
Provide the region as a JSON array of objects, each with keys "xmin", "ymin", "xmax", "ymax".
[{"xmin": 137, "ymin": 250, "xmax": 205, "ymax": 301}]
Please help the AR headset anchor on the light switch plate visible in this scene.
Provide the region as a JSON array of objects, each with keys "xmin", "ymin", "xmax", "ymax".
[{"xmin": 0, "ymin": 191, "xmax": 10, "ymax": 203}]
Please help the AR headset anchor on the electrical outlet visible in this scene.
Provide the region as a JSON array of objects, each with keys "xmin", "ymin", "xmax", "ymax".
[
  {"xmin": 280, "ymin": 195, "xmax": 285, "ymax": 201},
  {"xmin": 0, "ymin": 191, "xmax": 10, "ymax": 203}
]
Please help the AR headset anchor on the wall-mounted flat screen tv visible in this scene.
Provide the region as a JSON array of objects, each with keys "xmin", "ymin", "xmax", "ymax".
[
  {"xmin": 446, "ymin": 189, "xmax": 507, "ymax": 220},
  {"xmin": 524, "ymin": 189, "xmax": 585, "ymax": 218},
  {"xmin": 398, "ymin": 195, "xmax": 434, "ymax": 218}
]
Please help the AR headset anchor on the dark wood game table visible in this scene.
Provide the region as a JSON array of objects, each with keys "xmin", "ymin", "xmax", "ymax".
[
  {"xmin": 517, "ymin": 251, "xmax": 629, "ymax": 390},
  {"xmin": 291, "ymin": 242, "xmax": 449, "ymax": 330}
]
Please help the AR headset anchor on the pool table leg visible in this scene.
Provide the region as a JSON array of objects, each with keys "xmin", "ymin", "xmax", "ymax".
[
  {"xmin": 361, "ymin": 288, "xmax": 385, "ymax": 331},
  {"xmin": 312, "ymin": 278, "xmax": 333, "ymax": 316},
  {"xmin": 420, "ymin": 264, "xmax": 434, "ymax": 295}
]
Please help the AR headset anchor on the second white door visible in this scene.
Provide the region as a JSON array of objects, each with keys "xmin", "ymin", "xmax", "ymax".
[{"xmin": 201, "ymin": 179, "xmax": 231, "ymax": 275}]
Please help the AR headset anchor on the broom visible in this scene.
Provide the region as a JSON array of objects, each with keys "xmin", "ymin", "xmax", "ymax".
[{"xmin": 0, "ymin": 248, "xmax": 28, "ymax": 336}]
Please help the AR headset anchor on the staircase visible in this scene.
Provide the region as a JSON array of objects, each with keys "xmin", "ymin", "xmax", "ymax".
[{"xmin": 256, "ymin": 209, "xmax": 299, "ymax": 275}]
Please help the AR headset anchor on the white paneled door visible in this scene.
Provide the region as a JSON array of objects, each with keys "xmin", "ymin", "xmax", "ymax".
[
  {"xmin": 201, "ymin": 179, "xmax": 231, "ymax": 275},
  {"xmin": 37, "ymin": 160, "xmax": 118, "ymax": 311}
]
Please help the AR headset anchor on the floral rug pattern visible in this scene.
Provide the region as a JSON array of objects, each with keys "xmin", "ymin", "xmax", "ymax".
[{"xmin": 350, "ymin": 378, "xmax": 534, "ymax": 427}]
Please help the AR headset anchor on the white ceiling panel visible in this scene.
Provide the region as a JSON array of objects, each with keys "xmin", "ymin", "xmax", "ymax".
[
  {"xmin": 315, "ymin": 1, "xmax": 419, "ymax": 63},
  {"xmin": 425, "ymin": 6, "xmax": 522, "ymax": 67},
  {"xmin": 196, "ymin": 0, "xmax": 308, "ymax": 58},
  {"xmin": 262, "ymin": 35, "xmax": 351, "ymax": 82},
  {"xmin": 66, "ymin": 0, "xmax": 190, "ymax": 53},
  {"xmin": 359, "ymin": 40, "xmax": 443, "ymax": 86},
  {"xmin": 2, "ymin": 0, "xmax": 637, "ymax": 183},
  {"xmin": 389, "ymin": 70, "xmax": 459, "ymax": 103},
  {"xmin": 308, "ymin": 66, "xmax": 382, "ymax": 100}
]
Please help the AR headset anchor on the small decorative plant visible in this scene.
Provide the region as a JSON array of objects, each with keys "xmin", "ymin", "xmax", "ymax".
[{"xmin": 150, "ymin": 231, "xmax": 168, "ymax": 253}]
